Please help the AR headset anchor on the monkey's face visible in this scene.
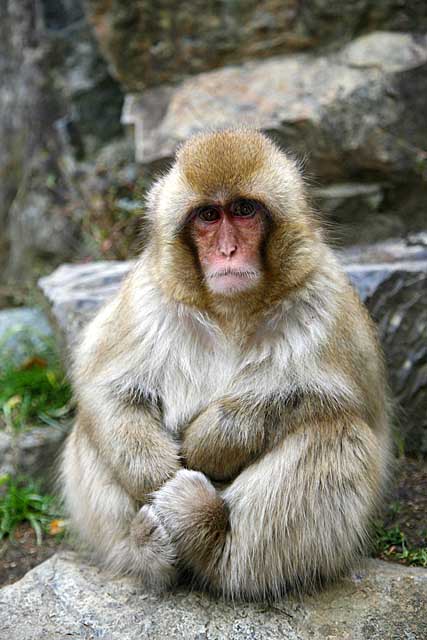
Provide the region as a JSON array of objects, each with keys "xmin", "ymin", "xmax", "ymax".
[
  {"xmin": 188, "ymin": 198, "xmax": 266, "ymax": 295},
  {"xmin": 147, "ymin": 129, "xmax": 322, "ymax": 310}
]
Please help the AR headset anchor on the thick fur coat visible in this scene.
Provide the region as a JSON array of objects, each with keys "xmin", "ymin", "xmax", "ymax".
[{"xmin": 62, "ymin": 129, "xmax": 391, "ymax": 599}]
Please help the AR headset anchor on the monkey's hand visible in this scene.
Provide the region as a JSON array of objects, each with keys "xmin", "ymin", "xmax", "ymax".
[
  {"xmin": 182, "ymin": 397, "xmax": 268, "ymax": 482},
  {"xmin": 129, "ymin": 504, "xmax": 177, "ymax": 590},
  {"xmin": 152, "ymin": 469, "xmax": 228, "ymax": 573}
]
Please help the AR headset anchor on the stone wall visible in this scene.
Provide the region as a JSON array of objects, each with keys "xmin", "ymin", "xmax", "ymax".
[
  {"xmin": 0, "ymin": 0, "xmax": 123, "ymax": 282},
  {"xmin": 85, "ymin": 0, "xmax": 427, "ymax": 90},
  {"xmin": 1, "ymin": 2, "xmax": 426, "ymax": 279}
]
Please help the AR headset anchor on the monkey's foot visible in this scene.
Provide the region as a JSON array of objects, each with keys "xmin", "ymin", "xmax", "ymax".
[
  {"xmin": 152, "ymin": 469, "xmax": 229, "ymax": 564},
  {"xmin": 129, "ymin": 504, "xmax": 177, "ymax": 590}
]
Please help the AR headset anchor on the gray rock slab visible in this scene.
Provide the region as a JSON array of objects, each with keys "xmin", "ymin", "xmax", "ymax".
[
  {"xmin": 38, "ymin": 241, "xmax": 427, "ymax": 340},
  {"xmin": 38, "ymin": 261, "xmax": 134, "ymax": 349},
  {"xmin": 0, "ymin": 552, "xmax": 426, "ymax": 640},
  {"xmin": 0, "ymin": 307, "xmax": 52, "ymax": 366},
  {"xmin": 0, "ymin": 425, "xmax": 67, "ymax": 482},
  {"xmin": 124, "ymin": 31, "xmax": 427, "ymax": 182}
]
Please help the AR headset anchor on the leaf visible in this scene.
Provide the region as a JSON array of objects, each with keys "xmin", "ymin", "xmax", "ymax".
[
  {"xmin": 5, "ymin": 395, "xmax": 22, "ymax": 409},
  {"xmin": 19, "ymin": 356, "xmax": 48, "ymax": 370},
  {"xmin": 49, "ymin": 519, "xmax": 66, "ymax": 536}
]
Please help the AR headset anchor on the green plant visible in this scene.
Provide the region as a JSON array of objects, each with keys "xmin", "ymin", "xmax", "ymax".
[
  {"xmin": 0, "ymin": 333, "xmax": 73, "ymax": 432},
  {"xmin": 0, "ymin": 475, "xmax": 61, "ymax": 544},
  {"xmin": 374, "ymin": 523, "xmax": 427, "ymax": 568}
]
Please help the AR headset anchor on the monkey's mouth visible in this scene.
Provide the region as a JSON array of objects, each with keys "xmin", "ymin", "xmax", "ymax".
[
  {"xmin": 205, "ymin": 267, "xmax": 260, "ymax": 294},
  {"xmin": 207, "ymin": 268, "xmax": 260, "ymax": 280}
]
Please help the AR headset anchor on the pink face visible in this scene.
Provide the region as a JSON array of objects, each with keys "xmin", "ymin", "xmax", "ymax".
[{"xmin": 189, "ymin": 199, "xmax": 265, "ymax": 295}]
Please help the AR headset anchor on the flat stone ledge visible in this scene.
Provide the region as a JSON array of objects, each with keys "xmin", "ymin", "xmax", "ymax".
[
  {"xmin": 0, "ymin": 552, "xmax": 426, "ymax": 640},
  {"xmin": 38, "ymin": 261, "xmax": 134, "ymax": 348}
]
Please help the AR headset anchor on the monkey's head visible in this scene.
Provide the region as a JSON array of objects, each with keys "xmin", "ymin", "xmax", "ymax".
[{"xmin": 146, "ymin": 129, "xmax": 322, "ymax": 313}]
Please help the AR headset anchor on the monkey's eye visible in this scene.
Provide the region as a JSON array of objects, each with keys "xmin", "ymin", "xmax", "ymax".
[
  {"xmin": 231, "ymin": 199, "xmax": 257, "ymax": 217},
  {"xmin": 197, "ymin": 206, "xmax": 220, "ymax": 223}
]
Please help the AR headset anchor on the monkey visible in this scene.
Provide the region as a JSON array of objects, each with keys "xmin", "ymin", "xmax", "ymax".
[{"xmin": 62, "ymin": 128, "xmax": 391, "ymax": 600}]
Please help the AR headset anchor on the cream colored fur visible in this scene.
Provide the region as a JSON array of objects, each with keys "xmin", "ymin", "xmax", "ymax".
[{"xmin": 62, "ymin": 129, "xmax": 390, "ymax": 599}]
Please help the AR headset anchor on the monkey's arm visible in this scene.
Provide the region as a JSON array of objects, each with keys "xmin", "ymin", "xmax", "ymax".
[
  {"xmin": 63, "ymin": 383, "xmax": 181, "ymax": 588},
  {"xmin": 152, "ymin": 413, "xmax": 388, "ymax": 598},
  {"xmin": 77, "ymin": 388, "xmax": 181, "ymax": 502},
  {"xmin": 181, "ymin": 395, "xmax": 281, "ymax": 482}
]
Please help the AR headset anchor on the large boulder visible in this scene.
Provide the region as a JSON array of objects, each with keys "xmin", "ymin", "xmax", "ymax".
[
  {"xmin": 123, "ymin": 31, "xmax": 427, "ymax": 244},
  {"xmin": 0, "ymin": 552, "xmax": 426, "ymax": 639},
  {"xmin": 341, "ymin": 239, "xmax": 427, "ymax": 453},
  {"xmin": 85, "ymin": 0, "xmax": 427, "ymax": 91},
  {"xmin": 39, "ymin": 260, "xmax": 133, "ymax": 349},
  {"xmin": 123, "ymin": 31, "xmax": 427, "ymax": 173},
  {"xmin": 39, "ymin": 238, "xmax": 427, "ymax": 454}
]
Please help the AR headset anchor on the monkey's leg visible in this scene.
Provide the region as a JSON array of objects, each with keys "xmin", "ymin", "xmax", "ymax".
[
  {"xmin": 62, "ymin": 428, "xmax": 177, "ymax": 590},
  {"xmin": 152, "ymin": 417, "xmax": 387, "ymax": 599}
]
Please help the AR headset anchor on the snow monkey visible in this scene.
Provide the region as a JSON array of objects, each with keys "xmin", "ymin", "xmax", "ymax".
[{"xmin": 62, "ymin": 129, "xmax": 391, "ymax": 600}]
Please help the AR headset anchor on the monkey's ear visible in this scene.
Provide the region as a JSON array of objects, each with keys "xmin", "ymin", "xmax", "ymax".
[{"xmin": 145, "ymin": 176, "xmax": 167, "ymax": 222}]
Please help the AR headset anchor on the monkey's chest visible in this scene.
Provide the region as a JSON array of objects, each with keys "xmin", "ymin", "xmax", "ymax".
[{"xmin": 160, "ymin": 349, "xmax": 239, "ymax": 434}]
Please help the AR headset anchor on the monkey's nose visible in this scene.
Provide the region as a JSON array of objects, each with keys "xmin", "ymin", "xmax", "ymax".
[{"xmin": 219, "ymin": 243, "xmax": 238, "ymax": 258}]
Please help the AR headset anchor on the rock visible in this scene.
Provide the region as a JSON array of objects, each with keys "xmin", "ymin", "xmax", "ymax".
[
  {"xmin": 0, "ymin": 308, "xmax": 53, "ymax": 367},
  {"xmin": 5, "ymin": 147, "xmax": 81, "ymax": 281},
  {"xmin": 313, "ymin": 183, "xmax": 404, "ymax": 245},
  {"xmin": 124, "ymin": 31, "xmax": 427, "ymax": 175},
  {"xmin": 38, "ymin": 239, "xmax": 427, "ymax": 454},
  {"xmin": 85, "ymin": 0, "xmax": 427, "ymax": 91},
  {"xmin": 0, "ymin": 426, "xmax": 66, "ymax": 483},
  {"xmin": 343, "ymin": 241, "xmax": 427, "ymax": 454},
  {"xmin": 340, "ymin": 239, "xmax": 427, "ymax": 301},
  {"xmin": 123, "ymin": 31, "xmax": 427, "ymax": 243},
  {"xmin": 369, "ymin": 270, "xmax": 427, "ymax": 454},
  {"xmin": 0, "ymin": 0, "xmax": 123, "ymax": 281},
  {"xmin": 0, "ymin": 552, "xmax": 426, "ymax": 639},
  {"xmin": 38, "ymin": 261, "xmax": 134, "ymax": 348}
]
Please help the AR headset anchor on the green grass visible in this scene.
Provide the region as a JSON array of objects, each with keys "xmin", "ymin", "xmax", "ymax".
[
  {"xmin": 0, "ymin": 333, "xmax": 73, "ymax": 432},
  {"xmin": 0, "ymin": 475, "xmax": 61, "ymax": 544},
  {"xmin": 374, "ymin": 523, "xmax": 427, "ymax": 568}
]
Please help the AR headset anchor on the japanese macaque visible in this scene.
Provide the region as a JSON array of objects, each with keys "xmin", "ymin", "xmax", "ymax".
[{"xmin": 62, "ymin": 129, "xmax": 391, "ymax": 600}]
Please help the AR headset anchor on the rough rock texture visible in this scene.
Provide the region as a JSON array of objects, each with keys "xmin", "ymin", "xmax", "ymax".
[
  {"xmin": 0, "ymin": 552, "xmax": 426, "ymax": 639},
  {"xmin": 85, "ymin": 0, "xmax": 427, "ymax": 91},
  {"xmin": 123, "ymin": 31, "xmax": 427, "ymax": 244},
  {"xmin": 0, "ymin": 426, "xmax": 66, "ymax": 483},
  {"xmin": 39, "ymin": 239, "xmax": 427, "ymax": 454},
  {"xmin": 123, "ymin": 31, "xmax": 427, "ymax": 171},
  {"xmin": 0, "ymin": 308, "xmax": 52, "ymax": 366},
  {"xmin": 369, "ymin": 270, "xmax": 427, "ymax": 454},
  {"xmin": 0, "ymin": 0, "xmax": 123, "ymax": 281},
  {"xmin": 39, "ymin": 260, "xmax": 134, "ymax": 349},
  {"xmin": 343, "ymin": 240, "xmax": 427, "ymax": 454}
]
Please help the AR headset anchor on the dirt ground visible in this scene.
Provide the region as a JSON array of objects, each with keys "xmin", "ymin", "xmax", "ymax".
[
  {"xmin": 383, "ymin": 457, "xmax": 427, "ymax": 548},
  {"xmin": 0, "ymin": 457, "xmax": 425, "ymax": 588},
  {"xmin": 0, "ymin": 524, "xmax": 66, "ymax": 587}
]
